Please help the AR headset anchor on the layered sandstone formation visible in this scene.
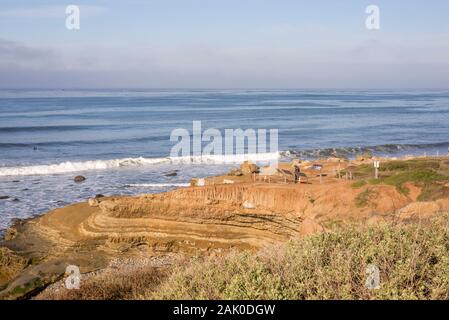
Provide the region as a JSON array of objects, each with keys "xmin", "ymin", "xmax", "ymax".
[{"xmin": 2, "ymin": 157, "xmax": 449, "ymax": 299}]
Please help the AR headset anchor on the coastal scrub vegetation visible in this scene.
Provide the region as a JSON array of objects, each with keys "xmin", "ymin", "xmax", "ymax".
[
  {"xmin": 39, "ymin": 217, "xmax": 449, "ymax": 300},
  {"xmin": 348, "ymin": 158, "xmax": 449, "ymax": 200},
  {"xmin": 354, "ymin": 188, "xmax": 378, "ymax": 208}
]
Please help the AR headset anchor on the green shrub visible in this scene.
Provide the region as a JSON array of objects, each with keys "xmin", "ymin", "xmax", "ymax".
[
  {"xmin": 380, "ymin": 170, "xmax": 449, "ymax": 196},
  {"xmin": 352, "ymin": 180, "xmax": 367, "ymax": 188},
  {"xmin": 354, "ymin": 188, "xmax": 378, "ymax": 208}
]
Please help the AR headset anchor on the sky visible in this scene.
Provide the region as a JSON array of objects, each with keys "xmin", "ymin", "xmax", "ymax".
[{"xmin": 0, "ymin": 0, "xmax": 449, "ymax": 89}]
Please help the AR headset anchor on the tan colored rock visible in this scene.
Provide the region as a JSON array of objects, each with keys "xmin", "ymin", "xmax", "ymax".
[
  {"xmin": 228, "ymin": 168, "xmax": 243, "ymax": 176},
  {"xmin": 240, "ymin": 161, "xmax": 259, "ymax": 175},
  {"xmin": 88, "ymin": 198, "xmax": 101, "ymax": 207}
]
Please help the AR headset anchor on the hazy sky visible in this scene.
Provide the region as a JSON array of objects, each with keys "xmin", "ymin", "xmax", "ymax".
[{"xmin": 1, "ymin": 0, "xmax": 449, "ymax": 89}]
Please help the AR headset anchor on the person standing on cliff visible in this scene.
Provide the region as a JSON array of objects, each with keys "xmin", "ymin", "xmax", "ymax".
[{"xmin": 292, "ymin": 160, "xmax": 301, "ymax": 184}]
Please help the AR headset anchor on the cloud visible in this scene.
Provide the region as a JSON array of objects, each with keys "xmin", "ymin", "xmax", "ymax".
[
  {"xmin": 0, "ymin": 39, "xmax": 58, "ymax": 69},
  {"xmin": 1, "ymin": 37, "xmax": 449, "ymax": 89}
]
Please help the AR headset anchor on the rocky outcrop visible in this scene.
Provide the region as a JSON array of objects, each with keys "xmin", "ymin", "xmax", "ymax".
[{"xmin": 240, "ymin": 161, "xmax": 259, "ymax": 175}]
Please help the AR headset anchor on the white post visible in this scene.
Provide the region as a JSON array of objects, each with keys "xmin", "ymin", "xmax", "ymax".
[{"xmin": 374, "ymin": 161, "xmax": 380, "ymax": 179}]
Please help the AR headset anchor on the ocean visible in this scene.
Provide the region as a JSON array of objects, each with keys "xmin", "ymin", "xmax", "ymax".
[{"xmin": 1, "ymin": 89, "xmax": 449, "ymax": 229}]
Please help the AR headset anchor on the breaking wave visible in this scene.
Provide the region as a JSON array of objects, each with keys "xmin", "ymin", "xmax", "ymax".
[
  {"xmin": 1, "ymin": 141, "xmax": 448, "ymax": 177},
  {"xmin": 282, "ymin": 142, "xmax": 449, "ymax": 159},
  {"xmin": 0, "ymin": 152, "xmax": 280, "ymax": 177}
]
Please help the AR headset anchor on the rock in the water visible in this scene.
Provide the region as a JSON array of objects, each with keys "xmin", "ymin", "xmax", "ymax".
[
  {"xmin": 74, "ymin": 175, "xmax": 86, "ymax": 183},
  {"xmin": 95, "ymin": 194, "xmax": 105, "ymax": 198},
  {"xmin": 242, "ymin": 200, "xmax": 255, "ymax": 209},
  {"xmin": 240, "ymin": 161, "xmax": 259, "ymax": 175},
  {"xmin": 0, "ymin": 196, "xmax": 10, "ymax": 200},
  {"xmin": 164, "ymin": 171, "xmax": 178, "ymax": 177}
]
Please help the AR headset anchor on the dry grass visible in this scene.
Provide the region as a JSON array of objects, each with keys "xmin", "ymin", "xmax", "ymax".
[
  {"xmin": 37, "ymin": 267, "xmax": 167, "ymax": 300},
  {"xmin": 38, "ymin": 217, "xmax": 449, "ymax": 300}
]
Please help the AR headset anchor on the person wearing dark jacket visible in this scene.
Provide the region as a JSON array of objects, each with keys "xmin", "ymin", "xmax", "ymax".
[{"xmin": 293, "ymin": 163, "xmax": 301, "ymax": 184}]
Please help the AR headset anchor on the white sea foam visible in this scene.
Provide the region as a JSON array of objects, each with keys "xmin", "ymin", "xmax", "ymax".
[
  {"xmin": 125, "ymin": 183, "xmax": 190, "ymax": 188},
  {"xmin": 0, "ymin": 152, "xmax": 280, "ymax": 177}
]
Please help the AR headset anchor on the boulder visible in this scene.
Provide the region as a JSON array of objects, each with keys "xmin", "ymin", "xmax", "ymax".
[
  {"xmin": 228, "ymin": 168, "xmax": 243, "ymax": 176},
  {"xmin": 74, "ymin": 175, "xmax": 86, "ymax": 183},
  {"xmin": 240, "ymin": 161, "xmax": 259, "ymax": 175},
  {"xmin": 0, "ymin": 196, "xmax": 9, "ymax": 200}
]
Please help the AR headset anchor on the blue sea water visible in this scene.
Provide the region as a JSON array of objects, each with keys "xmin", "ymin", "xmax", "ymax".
[{"xmin": 1, "ymin": 89, "xmax": 449, "ymax": 229}]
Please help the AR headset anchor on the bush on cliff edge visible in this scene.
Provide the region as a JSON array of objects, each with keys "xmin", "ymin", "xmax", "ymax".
[{"xmin": 149, "ymin": 218, "xmax": 449, "ymax": 300}]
